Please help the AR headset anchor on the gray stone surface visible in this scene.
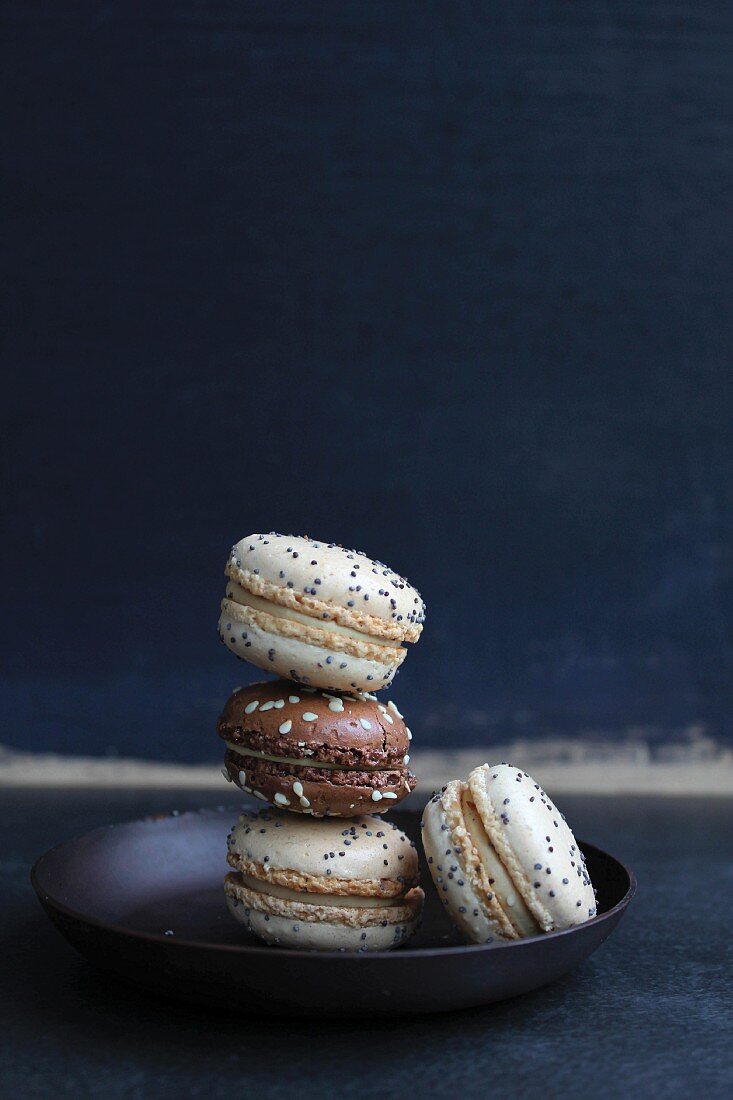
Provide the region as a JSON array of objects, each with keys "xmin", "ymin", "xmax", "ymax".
[{"xmin": 2, "ymin": 788, "xmax": 732, "ymax": 1098}]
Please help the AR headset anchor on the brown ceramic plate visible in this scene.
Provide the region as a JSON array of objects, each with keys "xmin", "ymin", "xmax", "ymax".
[{"xmin": 31, "ymin": 806, "xmax": 635, "ymax": 1016}]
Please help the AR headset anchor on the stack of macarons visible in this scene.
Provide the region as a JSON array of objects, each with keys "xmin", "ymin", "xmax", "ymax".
[{"xmin": 216, "ymin": 532, "xmax": 426, "ymax": 951}]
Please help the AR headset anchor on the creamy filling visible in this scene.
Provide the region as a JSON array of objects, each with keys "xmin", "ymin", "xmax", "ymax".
[
  {"xmin": 225, "ymin": 582, "xmax": 402, "ymax": 650},
  {"xmin": 461, "ymin": 792, "xmax": 540, "ymax": 937},
  {"xmin": 240, "ymin": 874, "xmax": 397, "ymax": 909},
  {"xmin": 225, "ymin": 741, "xmax": 391, "ymax": 773}
]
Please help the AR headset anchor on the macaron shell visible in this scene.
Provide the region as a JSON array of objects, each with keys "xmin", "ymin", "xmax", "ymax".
[
  {"xmin": 227, "ymin": 809, "xmax": 420, "ymax": 885},
  {"xmin": 421, "ymin": 788, "xmax": 506, "ymax": 944},
  {"xmin": 225, "ymin": 893, "xmax": 421, "ymax": 952},
  {"xmin": 468, "ymin": 764, "xmax": 596, "ymax": 931},
  {"xmin": 217, "ymin": 680, "xmax": 412, "ymax": 766},
  {"xmin": 224, "ymin": 750, "xmax": 415, "ymax": 817},
  {"xmin": 218, "ymin": 604, "xmax": 403, "ymax": 691},
  {"xmin": 226, "ymin": 533, "xmax": 425, "ymax": 640}
]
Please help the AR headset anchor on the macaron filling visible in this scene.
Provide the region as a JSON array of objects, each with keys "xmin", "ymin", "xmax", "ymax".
[
  {"xmin": 226, "ymin": 874, "xmax": 421, "ymax": 924},
  {"xmin": 460, "ymin": 790, "xmax": 540, "ymax": 937},
  {"xmin": 224, "ymin": 582, "xmax": 403, "ymax": 651},
  {"xmin": 223, "ymin": 741, "xmax": 388, "ymax": 772}
]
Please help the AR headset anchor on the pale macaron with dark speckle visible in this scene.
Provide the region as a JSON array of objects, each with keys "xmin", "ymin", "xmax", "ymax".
[
  {"xmin": 224, "ymin": 808, "xmax": 424, "ymax": 951},
  {"xmin": 218, "ymin": 532, "xmax": 425, "ymax": 691},
  {"xmin": 421, "ymin": 764, "xmax": 597, "ymax": 944}
]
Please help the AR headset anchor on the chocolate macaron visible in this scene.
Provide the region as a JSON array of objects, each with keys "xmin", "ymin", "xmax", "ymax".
[
  {"xmin": 219, "ymin": 679, "xmax": 415, "ymax": 817},
  {"xmin": 225, "ymin": 808, "xmax": 424, "ymax": 951},
  {"xmin": 218, "ymin": 532, "xmax": 425, "ymax": 692}
]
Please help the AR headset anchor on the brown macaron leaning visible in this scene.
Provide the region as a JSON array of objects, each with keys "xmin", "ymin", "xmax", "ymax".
[{"xmin": 219, "ymin": 679, "xmax": 415, "ymax": 817}]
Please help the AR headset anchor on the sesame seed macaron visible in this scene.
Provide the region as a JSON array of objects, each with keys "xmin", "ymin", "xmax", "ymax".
[
  {"xmin": 225, "ymin": 808, "xmax": 424, "ymax": 951},
  {"xmin": 219, "ymin": 679, "xmax": 416, "ymax": 817},
  {"xmin": 218, "ymin": 532, "xmax": 425, "ymax": 692},
  {"xmin": 421, "ymin": 763, "xmax": 596, "ymax": 945}
]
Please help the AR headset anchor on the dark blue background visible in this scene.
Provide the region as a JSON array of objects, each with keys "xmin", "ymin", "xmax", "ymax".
[{"xmin": 4, "ymin": 2, "xmax": 733, "ymax": 760}]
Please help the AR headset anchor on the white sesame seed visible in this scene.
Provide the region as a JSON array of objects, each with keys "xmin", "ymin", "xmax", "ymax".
[
  {"xmin": 253, "ymin": 790, "xmax": 268, "ymax": 800},
  {"xmin": 292, "ymin": 780, "xmax": 304, "ymax": 797},
  {"xmin": 359, "ymin": 718, "xmax": 372, "ymax": 730},
  {"xmin": 274, "ymin": 699, "xmax": 285, "ymax": 709},
  {"xmin": 382, "ymin": 792, "xmax": 398, "ymax": 799},
  {"xmin": 289, "ymin": 695, "xmax": 300, "ymax": 703},
  {"xmin": 274, "ymin": 793, "xmax": 290, "ymax": 806},
  {"xmin": 238, "ymin": 770, "xmax": 247, "ymax": 786},
  {"xmin": 260, "ymin": 701, "xmax": 275, "ymax": 712},
  {"xmin": 279, "ymin": 720, "xmax": 292, "ymax": 734},
  {"xmin": 403, "ymin": 755, "xmax": 410, "ymax": 764},
  {"xmin": 299, "ymin": 795, "xmax": 311, "ymax": 808},
  {"xmin": 387, "ymin": 701, "xmax": 403, "ymax": 718},
  {"xmin": 406, "ymin": 728, "xmax": 412, "ymax": 740},
  {"xmin": 383, "ymin": 712, "xmax": 394, "ymax": 724},
  {"xmin": 328, "ymin": 699, "xmax": 344, "ymax": 712},
  {"xmin": 221, "ymin": 767, "xmax": 232, "ymax": 782},
  {"xmin": 371, "ymin": 791, "xmax": 383, "ymax": 801},
  {"xmin": 244, "ymin": 701, "xmax": 259, "ymax": 714},
  {"xmin": 302, "ymin": 712, "xmax": 318, "ymax": 721},
  {"xmin": 297, "ymin": 741, "xmax": 306, "ymax": 746}
]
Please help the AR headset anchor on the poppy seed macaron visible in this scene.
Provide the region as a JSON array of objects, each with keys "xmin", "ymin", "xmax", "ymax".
[
  {"xmin": 218, "ymin": 532, "xmax": 425, "ymax": 692},
  {"xmin": 219, "ymin": 679, "xmax": 416, "ymax": 817},
  {"xmin": 224, "ymin": 808, "xmax": 424, "ymax": 951},
  {"xmin": 421, "ymin": 764, "xmax": 597, "ymax": 945}
]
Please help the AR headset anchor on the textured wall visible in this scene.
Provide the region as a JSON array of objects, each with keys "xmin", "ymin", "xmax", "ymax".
[{"xmin": 4, "ymin": 2, "xmax": 733, "ymax": 759}]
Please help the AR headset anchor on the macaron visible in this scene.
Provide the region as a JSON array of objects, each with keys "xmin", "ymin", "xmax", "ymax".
[
  {"xmin": 218, "ymin": 532, "xmax": 425, "ymax": 691},
  {"xmin": 421, "ymin": 763, "xmax": 596, "ymax": 944},
  {"xmin": 224, "ymin": 808, "xmax": 424, "ymax": 951},
  {"xmin": 219, "ymin": 679, "xmax": 416, "ymax": 816}
]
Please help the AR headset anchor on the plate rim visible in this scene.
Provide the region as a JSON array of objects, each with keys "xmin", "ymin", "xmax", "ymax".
[{"xmin": 31, "ymin": 805, "xmax": 637, "ymax": 961}]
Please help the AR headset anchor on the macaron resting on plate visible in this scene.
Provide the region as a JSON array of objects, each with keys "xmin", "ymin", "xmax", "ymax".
[
  {"xmin": 422, "ymin": 764, "xmax": 597, "ymax": 944},
  {"xmin": 219, "ymin": 679, "xmax": 415, "ymax": 816},
  {"xmin": 219, "ymin": 533, "xmax": 425, "ymax": 691},
  {"xmin": 33, "ymin": 807, "xmax": 635, "ymax": 1011},
  {"xmin": 224, "ymin": 809, "xmax": 424, "ymax": 951}
]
